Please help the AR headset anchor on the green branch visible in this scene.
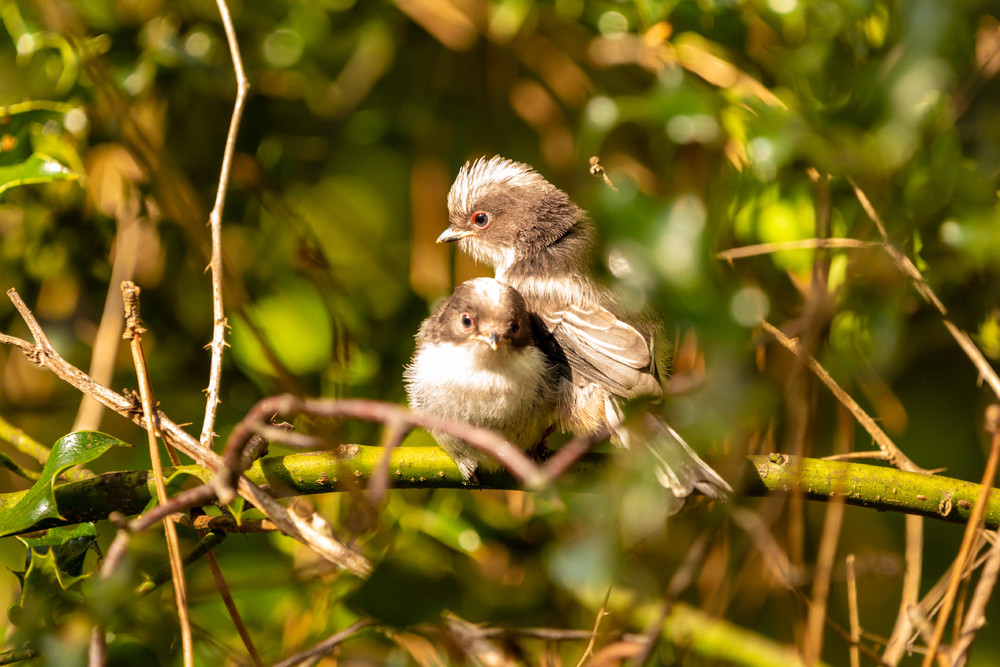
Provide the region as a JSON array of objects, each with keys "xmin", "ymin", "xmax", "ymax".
[
  {"xmin": 1, "ymin": 448, "xmax": 998, "ymax": 534},
  {"xmin": 743, "ymin": 453, "xmax": 1000, "ymax": 527}
]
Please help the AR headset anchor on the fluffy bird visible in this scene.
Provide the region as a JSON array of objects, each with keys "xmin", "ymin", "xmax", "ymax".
[
  {"xmin": 437, "ymin": 156, "xmax": 732, "ymax": 504},
  {"xmin": 404, "ymin": 277, "xmax": 558, "ymax": 478}
]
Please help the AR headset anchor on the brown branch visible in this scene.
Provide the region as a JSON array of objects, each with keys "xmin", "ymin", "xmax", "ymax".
[
  {"xmin": 200, "ymin": 0, "xmax": 250, "ymax": 449},
  {"xmin": 847, "ymin": 554, "xmax": 861, "ymax": 667},
  {"xmin": 922, "ymin": 406, "xmax": 1000, "ymax": 666},
  {"xmin": 760, "ymin": 319, "xmax": 928, "ymax": 473},
  {"xmin": 1, "ymin": 287, "xmax": 372, "ymax": 578},
  {"xmin": 272, "ymin": 619, "xmax": 372, "ymax": 667},
  {"xmin": 219, "ymin": 396, "xmax": 547, "ymax": 503},
  {"xmin": 715, "ymin": 238, "xmax": 878, "ymax": 261},
  {"xmin": 121, "ymin": 281, "xmax": 193, "ymax": 667},
  {"xmin": 849, "ymin": 179, "xmax": 1000, "ymax": 401}
]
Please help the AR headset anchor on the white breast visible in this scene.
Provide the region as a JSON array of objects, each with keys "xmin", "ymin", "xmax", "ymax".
[{"xmin": 404, "ymin": 341, "xmax": 555, "ymax": 447}]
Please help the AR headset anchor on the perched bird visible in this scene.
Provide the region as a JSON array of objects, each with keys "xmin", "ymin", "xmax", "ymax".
[
  {"xmin": 438, "ymin": 156, "xmax": 732, "ymax": 505},
  {"xmin": 404, "ymin": 277, "xmax": 559, "ymax": 478}
]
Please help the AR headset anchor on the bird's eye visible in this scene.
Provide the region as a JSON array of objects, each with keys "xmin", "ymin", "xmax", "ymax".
[
  {"xmin": 472, "ymin": 211, "xmax": 490, "ymax": 229},
  {"xmin": 510, "ymin": 319, "xmax": 521, "ymax": 334},
  {"xmin": 460, "ymin": 313, "xmax": 474, "ymax": 331}
]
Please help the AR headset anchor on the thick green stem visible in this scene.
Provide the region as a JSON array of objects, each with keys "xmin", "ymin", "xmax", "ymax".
[
  {"xmin": 743, "ymin": 453, "xmax": 1000, "ymax": 527},
  {"xmin": 1, "ymin": 449, "xmax": 997, "ymax": 534}
]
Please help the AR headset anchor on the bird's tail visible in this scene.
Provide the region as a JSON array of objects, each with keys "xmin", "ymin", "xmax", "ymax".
[{"xmin": 608, "ymin": 399, "xmax": 733, "ymax": 509}]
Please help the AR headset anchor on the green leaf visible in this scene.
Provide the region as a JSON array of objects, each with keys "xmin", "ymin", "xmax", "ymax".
[
  {"xmin": 18, "ymin": 523, "xmax": 99, "ymax": 578},
  {"xmin": 0, "ymin": 152, "xmax": 78, "ymax": 195},
  {"xmin": 0, "ymin": 450, "xmax": 41, "ymax": 481},
  {"xmin": 0, "ymin": 432, "xmax": 130, "ymax": 537}
]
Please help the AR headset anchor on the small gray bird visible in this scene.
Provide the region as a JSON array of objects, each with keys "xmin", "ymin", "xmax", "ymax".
[
  {"xmin": 437, "ymin": 156, "xmax": 732, "ymax": 505},
  {"xmin": 404, "ymin": 277, "xmax": 559, "ymax": 478}
]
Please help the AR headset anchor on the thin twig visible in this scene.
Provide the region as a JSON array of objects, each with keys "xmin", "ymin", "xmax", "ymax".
[
  {"xmin": 220, "ymin": 396, "xmax": 547, "ymax": 502},
  {"xmin": 847, "ymin": 554, "xmax": 861, "ymax": 667},
  {"xmin": 953, "ymin": 528, "xmax": 1000, "ymax": 665},
  {"xmin": 122, "ymin": 281, "xmax": 194, "ymax": 667},
  {"xmin": 272, "ymin": 619, "xmax": 372, "ymax": 667},
  {"xmin": 715, "ymin": 238, "xmax": 878, "ymax": 261},
  {"xmin": 760, "ymin": 320, "xmax": 927, "ymax": 473},
  {"xmin": 200, "ymin": 0, "xmax": 250, "ymax": 449},
  {"xmin": 74, "ymin": 210, "xmax": 140, "ymax": 432},
  {"xmin": 922, "ymin": 406, "xmax": 1000, "ymax": 667},
  {"xmin": 849, "ymin": 179, "xmax": 1000, "ymax": 401},
  {"xmin": 576, "ymin": 584, "xmax": 613, "ymax": 667},
  {"xmin": 1, "ymin": 287, "xmax": 372, "ymax": 577},
  {"xmin": 884, "ymin": 515, "xmax": 924, "ymax": 664},
  {"xmin": 803, "ymin": 407, "xmax": 851, "ymax": 665}
]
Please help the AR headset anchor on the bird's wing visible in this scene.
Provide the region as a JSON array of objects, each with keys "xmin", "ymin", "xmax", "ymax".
[{"xmin": 539, "ymin": 303, "xmax": 661, "ymax": 398}]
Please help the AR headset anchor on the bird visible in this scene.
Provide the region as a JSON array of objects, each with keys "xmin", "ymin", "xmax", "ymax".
[
  {"xmin": 437, "ymin": 155, "xmax": 732, "ymax": 505},
  {"xmin": 404, "ymin": 277, "xmax": 559, "ymax": 479}
]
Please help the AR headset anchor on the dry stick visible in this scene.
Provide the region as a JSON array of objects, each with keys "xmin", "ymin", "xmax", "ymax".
[
  {"xmin": 922, "ymin": 406, "xmax": 1000, "ymax": 667},
  {"xmin": 575, "ymin": 584, "xmax": 613, "ymax": 667},
  {"xmin": 200, "ymin": 0, "xmax": 249, "ymax": 449},
  {"xmin": 953, "ymin": 533, "xmax": 1000, "ymax": 664},
  {"xmin": 271, "ymin": 619, "xmax": 372, "ymax": 667},
  {"xmin": 849, "ymin": 180, "xmax": 1000, "ymax": 402},
  {"xmin": 884, "ymin": 515, "xmax": 924, "ymax": 664},
  {"xmin": 760, "ymin": 320, "xmax": 928, "ymax": 474},
  {"xmin": 121, "ymin": 282, "xmax": 194, "ymax": 667},
  {"xmin": 220, "ymin": 395, "xmax": 546, "ymax": 499},
  {"xmin": 628, "ymin": 535, "xmax": 711, "ymax": 666},
  {"xmin": 714, "ymin": 238, "xmax": 878, "ymax": 262},
  {"xmin": 803, "ymin": 407, "xmax": 851, "ymax": 666},
  {"xmin": 846, "ymin": 555, "xmax": 861, "ymax": 667},
  {"xmin": 0, "ymin": 288, "xmax": 372, "ymax": 578},
  {"xmin": 74, "ymin": 209, "xmax": 140, "ymax": 432}
]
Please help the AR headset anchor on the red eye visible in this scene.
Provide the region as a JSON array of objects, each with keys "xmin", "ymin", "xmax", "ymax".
[
  {"xmin": 471, "ymin": 211, "xmax": 490, "ymax": 229},
  {"xmin": 460, "ymin": 313, "xmax": 474, "ymax": 331}
]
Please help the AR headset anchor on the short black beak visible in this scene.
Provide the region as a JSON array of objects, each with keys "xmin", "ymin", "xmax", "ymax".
[{"xmin": 436, "ymin": 227, "xmax": 474, "ymax": 244}]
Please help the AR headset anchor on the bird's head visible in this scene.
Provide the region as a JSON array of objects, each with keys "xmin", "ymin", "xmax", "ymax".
[
  {"xmin": 438, "ymin": 156, "xmax": 585, "ymax": 275},
  {"xmin": 425, "ymin": 278, "xmax": 534, "ymax": 354}
]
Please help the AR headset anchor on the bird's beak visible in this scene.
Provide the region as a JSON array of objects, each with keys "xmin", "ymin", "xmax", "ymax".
[
  {"xmin": 437, "ymin": 227, "xmax": 475, "ymax": 244},
  {"xmin": 472, "ymin": 331, "xmax": 500, "ymax": 351}
]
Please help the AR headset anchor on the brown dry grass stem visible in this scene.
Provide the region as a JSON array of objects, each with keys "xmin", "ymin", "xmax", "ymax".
[
  {"xmin": 922, "ymin": 406, "xmax": 1000, "ymax": 667},
  {"xmin": 760, "ymin": 320, "xmax": 927, "ymax": 474},
  {"xmin": 120, "ymin": 281, "xmax": 193, "ymax": 667}
]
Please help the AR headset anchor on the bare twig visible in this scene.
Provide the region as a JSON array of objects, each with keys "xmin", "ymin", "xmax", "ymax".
[
  {"xmin": 74, "ymin": 203, "xmax": 141, "ymax": 432},
  {"xmin": 761, "ymin": 320, "xmax": 928, "ymax": 473},
  {"xmin": 803, "ymin": 407, "xmax": 851, "ymax": 665},
  {"xmin": 122, "ymin": 282, "xmax": 194, "ymax": 666},
  {"xmin": 715, "ymin": 238, "xmax": 878, "ymax": 261},
  {"xmin": 847, "ymin": 555, "xmax": 861, "ymax": 667},
  {"xmin": 272, "ymin": 619, "xmax": 371, "ymax": 667},
  {"xmin": 220, "ymin": 396, "xmax": 547, "ymax": 502},
  {"xmin": 922, "ymin": 406, "xmax": 1000, "ymax": 666},
  {"xmin": 200, "ymin": 0, "xmax": 250, "ymax": 449},
  {"xmin": 576, "ymin": 584, "xmax": 613, "ymax": 667},
  {"xmin": 1, "ymin": 287, "xmax": 372, "ymax": 577},
  {"xmin": 849, "ymin": 180, "xmax": 1000, "ymax": 402},
  {"xmin": 953, "ymin": 527, "xmax": 1000, "ymax": 665},
  {"xmin": 884, "ymin": 515, "xmax": 925, "ymax": 664}
]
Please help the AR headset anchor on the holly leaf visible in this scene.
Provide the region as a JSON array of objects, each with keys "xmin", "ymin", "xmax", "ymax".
[
  {"xmin": 0, "ymin": 432, "xmax": 131, "ymax": 537},
  {"xmin": 0, "ymin": 152, "xmax": 78, "ymax": 195}
]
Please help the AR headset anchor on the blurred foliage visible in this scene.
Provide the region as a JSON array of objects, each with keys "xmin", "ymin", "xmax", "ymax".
[{"xmin": 1, "ymin": 0, "xmax": 1000, "ymax": 664}]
